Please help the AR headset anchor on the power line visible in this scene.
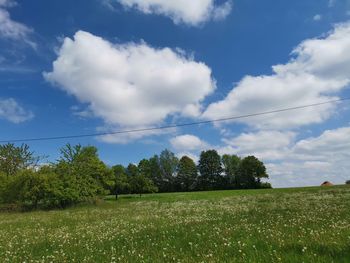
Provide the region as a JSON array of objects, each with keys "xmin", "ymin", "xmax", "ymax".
[{"xmin": 1, "ymin": 97, "xmax": 349, "ymax": 143}]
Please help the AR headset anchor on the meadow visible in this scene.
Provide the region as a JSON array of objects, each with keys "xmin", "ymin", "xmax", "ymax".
[{"xmin": 0, "ymin": 186, "xmax": 350, "ymax": 262}]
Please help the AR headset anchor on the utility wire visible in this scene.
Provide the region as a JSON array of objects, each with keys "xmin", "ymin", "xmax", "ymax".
[{"xmin": 1, "ymin": 97, "xmax": 349, "ymax": 143}]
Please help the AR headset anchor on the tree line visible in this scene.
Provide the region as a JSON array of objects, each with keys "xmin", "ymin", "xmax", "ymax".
[{"xmin": 0, "ymin": 143, "xmax": 270, "ymax": 210}]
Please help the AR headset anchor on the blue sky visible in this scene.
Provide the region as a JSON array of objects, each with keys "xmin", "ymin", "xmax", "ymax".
[{"xmin": 1, "ymin": 0, "xmax": 350, "ymax": 187}]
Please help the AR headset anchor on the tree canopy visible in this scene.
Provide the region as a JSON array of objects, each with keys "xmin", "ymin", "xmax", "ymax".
[{"xmin": 0, "ymin": 143, "xmax": 271, "ymax": 211}]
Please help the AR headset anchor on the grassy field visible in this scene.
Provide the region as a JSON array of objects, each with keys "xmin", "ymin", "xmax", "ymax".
[{"xmin": 0, "ymin": 186, "xmax": 350, "ymax": 262}]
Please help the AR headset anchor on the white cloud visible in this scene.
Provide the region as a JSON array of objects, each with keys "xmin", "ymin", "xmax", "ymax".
[
  {"xmin": 217, "ymin": 127, "xmax": 350, "ymax": 188},
  {"xmin": 0, "ymin": 98, "xmax": 33, "ymax": 123},
  {"xmin": 170, "ymin": 134, "xmax": 209, "ymax": 151},
  {"xmin": 112, "ymin": 0, "xmax": 232, "ymax": 26},
  {"xmin": 45, "ymin": 31, "xmax": 215, "ymax": 142},
  {"xmin": 218, "ymin": 131, "xmax": 296, "ymax": 160},
  {"xmin": 203, "ymin": 22, "xmax": 350, "ymax": 129},
  {"xmin": 313, "ymin": 14, "xmax": 322, "ymax": 21},
  {"xmin": 170, "ymin": 126, "xmax": 350, "ymax": 188},
  {"xmin": 0, "ymin": 0, "xmax": 34, "ymax": 47},
  {"xmin": 293, "ymin": 127, "xmax": 350, "ymax": 160},
  {"xmin": 0, "ymin": 0, "xmax": 16, "ymax": 7}
]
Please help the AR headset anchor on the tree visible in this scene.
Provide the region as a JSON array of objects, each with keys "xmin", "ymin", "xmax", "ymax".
[
  {"xmin": 346, "ymin": 180, "xmax": 350, "ymax": 185},
  {"xmin": 126, "ymin": 163, "xmax": 139, "ymax": 177},
  {"xmin": 237, "ymin": 156, "xmax": 268, "ymax": 188},
  {"xmin": 112, "ymin": 165, "xmax": 130, "ymax": 194},
  {"xmin": 198, "ymin": 150, "xmax": 223, "ymax": 190},
  {"xmin": 146, "ymin": 156, "xmax": 163, "ymax": 190},
  {"xmin": 129, "ymin": 174, "xmax": 158, "ymax": 197},
  {"xmin": 55, "ymin": 144, "xmax": 113, "ymax": 200},
  {"xmin": 1, "ymin": 170, "xmax": 66, "ymax": 209},
  {"xmin": 222, "ymin": 154, "xmax": 241, "ymax": 189},
  {"xmin": 158, "ymin": 150, "xmax": 179, "ymax": 192},
  {"xmin": 0, "ymin": 143, "xmax": 40, "ymax": 178},
  {"xmin": 175, "ymin": 156, "xmax": 198, "ymax": 192}
]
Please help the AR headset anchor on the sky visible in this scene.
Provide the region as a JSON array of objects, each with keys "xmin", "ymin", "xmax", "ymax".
[{"xmin": 1, "ymin": 0, "xmax": 350, "ymax": 188}]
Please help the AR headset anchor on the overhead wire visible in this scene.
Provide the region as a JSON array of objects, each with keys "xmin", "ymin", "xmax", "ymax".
[{"xmin": 0, "ymin": 97, "xmax": 349, "ymax": 143}]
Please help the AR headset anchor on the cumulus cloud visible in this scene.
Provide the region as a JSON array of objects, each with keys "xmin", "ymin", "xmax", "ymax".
[
  {"xmin": 218, "ymin": 131, "xmax": 296, "ymax": 160},
  {"xmin": 170, "ymin": 126, "xmax": 350, "ymax": 188},
  {"xmin": 217, "ymin": 127, "xmax": 350, "ymax": 188},
  {"xmin": 111, "ymin": 0, "xmax": 232, "ymax": 26},
  {"xmin": 44, "ymin": 31, "xmax": 215, "ymax": 142},
  {"xmin": 0, "ymin": 98, "xmax": 34, "ymax": 123},
  {"xmin": 203, "ymin": 22, "xmax": 350, "ymax": 129},
  {"xmin": 268, "ymin": 126, "xmax": 350, "ymax": 188},
  {"xmin": 0, "ymin": 0, "xmax": 33, "ymax": 45},
  {"xmin": 170, "ymin": 134, "xmax": 209, "ymax": 151}
]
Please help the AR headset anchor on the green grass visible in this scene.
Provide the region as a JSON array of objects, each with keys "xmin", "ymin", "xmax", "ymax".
[{"xmin": 1, "ymin": 185, "xmax": 350, "ymax": 262}]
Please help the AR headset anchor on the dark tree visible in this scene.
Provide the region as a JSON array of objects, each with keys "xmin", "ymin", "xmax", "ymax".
[
  {"xmin": 126, "ymin": 163, "xmax": 139, "ymax": 177},
  {"xmin": 158, "ymin": 149, "xmax": 179, "ymax": 192},
  {"xmin": 222, "ymin": 154, "xmax": 241, "ymax": 189},
  {"xmin": 112, "ymin": 165, "xmax": 130, "ymax": 194},
  {"xmin": 198, "ymin": 150, "xmax": 223, "ymax": 190},
  {"xmin": 147, "ymin": 156, "xmax": 164, "ymax": 190},
  {"xmin": 129, "ymin": 174, "xmax": 158, "ymax": 197},
  {"xmin": 237, "ymin": 156, "xmax": 268, "ymax": 188},
  {"xmin": 175, "ymin": 156, "xmax": 198, "ymax": 192}
]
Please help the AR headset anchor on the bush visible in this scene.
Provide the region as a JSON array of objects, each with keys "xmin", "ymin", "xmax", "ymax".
[
  {"xmin": 260, "ymin": 182, "xmax": 272, "ymax": 189},
  {"xmin": 1, "ymin": 171, "xmax": 70, "ymax": 210},
  {"xmin": 0, "ymin": 172, "xmax": 8, "ymax": 203},
  {"xmin": 346, "ymin": 180, "xmax": 350, "ymax": 185}
]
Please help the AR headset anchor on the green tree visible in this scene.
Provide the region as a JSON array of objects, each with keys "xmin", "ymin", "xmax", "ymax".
[
  {"xmin": 237, "ymin": 156, "xmax": 268, "ymax": 188},
  {"xmin": 55, "ymin": 144, "xmax": 113, "ymax": 201},
  {"xmin": 147, "ymin": 156, "xmax": 164, "ymax": 190},
  {"xmin": 222, "ymin": 154, "xmax": 241, "ymax": 189},
  {"xmin": 126, "ymin": 163, "xmax": 139, "ymax": 177},
  {"xmin": 129, "ymin": 173, "xmax": 158, "ymax": 197},
  {"xmin": 112, "ymin": 165, "xmax": 130, "ymax": 194},
  {"xmin": 0, "ymin": 143, "xmax": 40, "ymax": 178},
  {"xmin": 175, "ymin": 156, "xmax": 198, "ymax": 192},
  {"xmin": 159, "ymin": 149, "xmax": 179, "ymax": 192},
  {"xmin": 1, "ymin": 170, "xmax": 66, "ymax": 209},
  {"xmin": 198, "ymin": 150, "xmax": 223, "ymax": 190}
]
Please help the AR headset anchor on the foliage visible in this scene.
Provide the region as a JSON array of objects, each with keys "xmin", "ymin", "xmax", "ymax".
[
  {"xmin": 158, "ymin": 149, "xmax": 179, "ymax": 192},
  {"xmin": 175, "ymin": 156, "xmax": 198, "ymax": 192},
  {"xmin": 346, "ymin": 180, "xmax": 350, "ymax": 185},
  {"xmin": 1, "ymin": 170, "xmax": 66, "ymax": 210},
  {"xmin": 0, "ymin": 142, "xmax": 272, "ymax": 210},
  {"xmin": 56, "ymin": 144, "xmax": 114, "ymax": 198},
  {"xmin": 0, "ymin": 143, "xmax": 41, "ymax": 178},
  {"xmin": 198, "ymin": 150, "xmax": 223, "ymax": 190},
  {"xmin": 222, "ymin": 154, "xmax": 241, "ymax": 189},
  {"xmin": 129, "ymin": 173, "xmax": 158, "ymax": 196},
  {"xmin": 237, "ymin": 156, "xmax": 269, "ymax": 188},
  {"xmin": 112, "ymin": 165, "xmax": 130, "ymax": 194},
  {"xmin": 0, "ymin": 144, "xmax": 115, "ymax": 210}
]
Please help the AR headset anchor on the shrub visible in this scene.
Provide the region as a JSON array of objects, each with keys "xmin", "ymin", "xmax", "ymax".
[
  {"xmin": 0, "ymin": 172, "xmax": 8, "ymax": 203},
  {"xmin": 260, "ymin": 182, "xmax": 272, "ymax": 189},
  {"xmin": 1, "ymin": 171, "xmax": 69, "ymax": 210},
  {"xmin": 346, "ymin": 180, "xmax": 350, "ymax": 185}
]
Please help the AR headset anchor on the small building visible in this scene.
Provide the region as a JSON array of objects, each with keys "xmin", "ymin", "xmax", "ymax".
[{"xmin": 321, "ymin": 181, "xmax": 334, "ymax": 186}]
